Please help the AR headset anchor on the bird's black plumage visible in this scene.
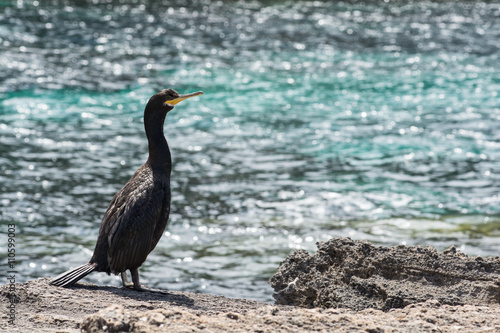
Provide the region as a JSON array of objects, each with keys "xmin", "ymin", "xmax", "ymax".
[{"xmin": 50, "ymin": 89, "xmax": 203, "ymax": 291}]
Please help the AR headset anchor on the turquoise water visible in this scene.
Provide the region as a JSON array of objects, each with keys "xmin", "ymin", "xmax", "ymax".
[{"xmin": 1, "ymin": 0, "xmax": 499, "ymax": 302}]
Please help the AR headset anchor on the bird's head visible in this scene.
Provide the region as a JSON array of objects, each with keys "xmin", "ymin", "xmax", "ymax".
[{"xmin": 147, "ymin": 89, "xmax": 203, "ymax": 113}]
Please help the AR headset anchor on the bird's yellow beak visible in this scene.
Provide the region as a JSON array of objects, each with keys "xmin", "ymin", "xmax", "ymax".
[{"xmin": 165, "ymin": 91, "xmax": 203, "ymax": 106}]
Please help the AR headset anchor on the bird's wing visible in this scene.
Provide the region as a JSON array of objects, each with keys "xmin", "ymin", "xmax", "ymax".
[{"xmin": 103, "ymin": 172, "xmax": 165, "ymax": 273}]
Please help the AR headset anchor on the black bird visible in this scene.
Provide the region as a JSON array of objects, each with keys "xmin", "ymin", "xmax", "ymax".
[{"xmin": 50, "ymin": 89, "xmax": 203, "ymax": 292}]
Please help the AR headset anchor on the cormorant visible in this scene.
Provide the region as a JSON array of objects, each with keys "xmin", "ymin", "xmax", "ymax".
[{"xmin": 50, "ymin": 89, "xmax": 203, "ymax": 292}]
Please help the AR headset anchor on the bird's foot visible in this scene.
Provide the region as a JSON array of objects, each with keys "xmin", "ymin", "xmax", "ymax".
[
  {"xmin": 121, "ymin": 271, "xmax": 135, "ymax": 288},
  {"xmin": 133, "ymin": 284, "xmax": 169, "ymax": 294},
  {"xmin": 122, "ymin": 282, "xmax": 135, "ymax": 289},
  {"xmin": 126, "ymin": 268, "xmax": 168, "ymax": 294}
]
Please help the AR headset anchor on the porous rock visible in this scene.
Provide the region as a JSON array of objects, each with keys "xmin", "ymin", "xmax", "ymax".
[{"xmin": 269, "ymin": 237, "xmax": 500, "ymax": 310}]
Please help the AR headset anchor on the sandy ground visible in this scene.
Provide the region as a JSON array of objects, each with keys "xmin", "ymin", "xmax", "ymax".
[
  {"xmin": 1, "ymin": 237, "xmax": 500, "ymax": 332},
  {"xmin": 2, "ymin": 278, "xmax": 500, "ymax": 332}
]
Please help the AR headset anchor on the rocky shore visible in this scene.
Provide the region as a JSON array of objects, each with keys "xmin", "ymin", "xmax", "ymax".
[{"xmin": 2, "ymin": 237, "xmax": 500, "ymax": 332}]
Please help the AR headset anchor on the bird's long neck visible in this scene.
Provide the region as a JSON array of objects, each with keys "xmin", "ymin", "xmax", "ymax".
[{"xmin": 145, "ymin": 112, "xmax": 171, "ymax": 173}]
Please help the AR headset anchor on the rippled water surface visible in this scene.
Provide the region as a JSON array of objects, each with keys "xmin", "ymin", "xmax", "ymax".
[{"xmin": 1, "ymin": 0, "xmax": 499, "ymax": 302}]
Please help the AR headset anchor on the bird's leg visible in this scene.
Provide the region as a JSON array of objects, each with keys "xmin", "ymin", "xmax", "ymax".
[
  {"xmin": 121, "ymin": 271, "xmax": 134, "ymax": 288},
  {"xmin": 130, "ymin": 268, "xmax": 142, "ymax": 290},
  {"xmin": 130, "ymin": 268, "xmax": 168, "ymax": 294}
]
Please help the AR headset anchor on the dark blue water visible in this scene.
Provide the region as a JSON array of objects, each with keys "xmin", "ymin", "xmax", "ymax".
[{"xmin": 1, "ymin": 0, "xmax": 499, "ymax": 302}]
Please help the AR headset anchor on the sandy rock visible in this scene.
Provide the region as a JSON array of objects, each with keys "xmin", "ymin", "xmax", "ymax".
[
  {"xmin": 78, "ymin": 300, "xmax": 500, "ymax": 333},
  {"xmin": 269, "ymin": 237, "xmax": 500, "ymax": 310}
]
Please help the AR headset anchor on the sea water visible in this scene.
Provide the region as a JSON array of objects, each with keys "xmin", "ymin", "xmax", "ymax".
[{"xmin": 0, "ymin": 0, "xmax": 499, "ymax": 302}]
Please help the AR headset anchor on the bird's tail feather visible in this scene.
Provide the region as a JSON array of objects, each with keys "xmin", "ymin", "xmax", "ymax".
[{"xmin": 50, "ymin": 262, "xmax": 97, "ymax": 287}]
